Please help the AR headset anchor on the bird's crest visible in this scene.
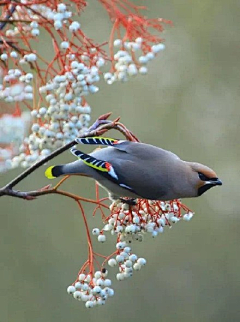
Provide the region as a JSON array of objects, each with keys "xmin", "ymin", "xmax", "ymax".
[{"xmin": 189, "ymin": 162, "xmax": 218, "ymax": 179}]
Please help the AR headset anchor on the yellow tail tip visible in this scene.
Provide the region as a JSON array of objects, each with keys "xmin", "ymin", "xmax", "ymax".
[{"xmin": 45, "ymin": 166, "xmax": 56, "ymax": 179}]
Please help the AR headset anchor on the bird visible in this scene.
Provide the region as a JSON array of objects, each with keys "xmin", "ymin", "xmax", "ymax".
[{"xmin": 45, "ymin": 137, "xmax": 222, "ymax": 202}]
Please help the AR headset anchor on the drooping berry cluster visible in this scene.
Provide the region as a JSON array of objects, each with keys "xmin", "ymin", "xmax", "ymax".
[
  {"xmin": 67, "ymin": 269, "xmax": 114, "ymax": 307},
  {"xmin": 98, "ymin": 199, "xmax": 194, "ymax": 241},
  {"xmin": 67, "ymin": 198, "xmax": 194, "ymax": 308}
]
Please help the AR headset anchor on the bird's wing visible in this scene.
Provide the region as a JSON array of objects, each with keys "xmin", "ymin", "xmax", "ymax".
[
  {"xmin": 70, "ymin": 147, "xmax": 136, "ymax": 194},
  {"xmin": 76, "ymin": 136, "xmax": 179, "ymax": 161},
  {"xmin": 90, "ymin": 146, "xmax": 170, "ymax": 200}
]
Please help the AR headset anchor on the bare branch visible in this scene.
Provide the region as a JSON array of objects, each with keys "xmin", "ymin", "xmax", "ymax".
[{"xmin": 0, "ymin": 113, "xmax": 137, "ymax": 200}]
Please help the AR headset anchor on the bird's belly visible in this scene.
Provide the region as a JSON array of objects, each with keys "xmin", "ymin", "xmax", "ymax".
[{"xmin": 96, "ymin": 179, "xmax": 140, "ymax": 199}]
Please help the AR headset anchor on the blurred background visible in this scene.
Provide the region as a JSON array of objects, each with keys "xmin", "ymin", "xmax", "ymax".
[{"xmin": 1, "ymin": 0, "xmax": 239, "ymax": 321}]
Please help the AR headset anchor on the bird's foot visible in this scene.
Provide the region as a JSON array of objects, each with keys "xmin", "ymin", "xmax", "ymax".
[{"xmin": 119, "ymin": 198, "xmax": 137, "ymax": 206}]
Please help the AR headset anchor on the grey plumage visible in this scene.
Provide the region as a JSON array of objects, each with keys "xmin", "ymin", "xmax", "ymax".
[{"xmin": 46, "ymin": 140, "xmax": 222, "ymax": 201}]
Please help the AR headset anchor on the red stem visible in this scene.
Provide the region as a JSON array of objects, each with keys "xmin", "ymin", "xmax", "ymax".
[{"xmin": 76, "ymin": 200, "xmax": 94, "ymax": 275}]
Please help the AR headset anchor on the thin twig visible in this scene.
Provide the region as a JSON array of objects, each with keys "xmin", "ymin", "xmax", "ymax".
[
  {"xmin": 0, "ymin": 4, "xmax": 16, "ymax": 31},
  {"xmin": 0, "ymin": 19, "xmax": 32, "ymax": 24}
]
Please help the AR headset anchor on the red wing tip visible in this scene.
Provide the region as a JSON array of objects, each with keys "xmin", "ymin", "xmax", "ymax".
[{"xmin": 104, "ymin": 162, "xmax": 111, "ymax": 171}]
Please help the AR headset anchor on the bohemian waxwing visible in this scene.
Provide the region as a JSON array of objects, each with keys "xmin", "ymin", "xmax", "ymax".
[{"xmin": 45, "ymin": 137, "xmax": 222, "ymax": 201}]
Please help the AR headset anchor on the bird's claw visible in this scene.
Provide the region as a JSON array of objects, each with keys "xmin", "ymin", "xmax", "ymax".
[{"xmin": 119, "ymin": 198, "xmax": 137, "ymax": 206}]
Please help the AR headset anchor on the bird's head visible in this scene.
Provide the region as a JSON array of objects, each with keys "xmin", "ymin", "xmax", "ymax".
[{"xmin": 188, "ymin": 162, "xmax": 222, "ymax": 196}]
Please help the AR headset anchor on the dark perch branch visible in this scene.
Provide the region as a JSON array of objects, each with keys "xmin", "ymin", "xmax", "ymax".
[
  {"xmin": 0, "ymin": 112, "xmax": 112, "ymax": 193},
  {"xmin": 0, "ymin": 113, "xmax": 136, "ymax": 200}
]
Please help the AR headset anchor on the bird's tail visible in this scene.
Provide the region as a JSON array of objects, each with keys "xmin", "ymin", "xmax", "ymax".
[{"xmin": 45, "ymin": 165, "xmax": 64, "ymax": 179}]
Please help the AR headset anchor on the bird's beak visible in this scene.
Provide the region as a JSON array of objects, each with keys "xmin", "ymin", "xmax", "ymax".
[
  {"xmin": 205, "ymin": 178, "xmax": 222, "ymax": 186},
  {"xmin": 198, "ymin": 178, "xmax": 222, "ymax": 196}
]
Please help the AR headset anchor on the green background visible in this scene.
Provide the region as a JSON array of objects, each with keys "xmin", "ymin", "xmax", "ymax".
[{"xmin": 1, "ymin": 0, "xmax": 239, "ymax": 321}]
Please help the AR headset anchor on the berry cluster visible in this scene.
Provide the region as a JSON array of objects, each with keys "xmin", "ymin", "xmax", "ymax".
[
  {"xmin": 11, "ymin": 55, "xmax": 106, "ymax": 168},
  {"xmin": 97, "ymin": 199, "xmax": 194, "ymax": 242},
  {"xmin": 105, "ymin": 39, "xmax": 165, "ymax": 84},
  {"xmin": 67, "ymin": 270, "xmax": 114, "ymax": 308},
  {"xmin": 67, "ymin": 199, "xmax": 193, "ymax": 308},
  {"xmin": 0, "ymin": 113, "xmax": 31, "ymax": 171},
  {"xmin": 0, "ymin": 69, "xmax": 33, "ymax": 103}
]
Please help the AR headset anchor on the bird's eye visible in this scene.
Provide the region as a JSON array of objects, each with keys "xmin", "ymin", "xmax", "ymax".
[{"xmin": 198, "ymin": 172, "xmax": 209, "ymax": 181}]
